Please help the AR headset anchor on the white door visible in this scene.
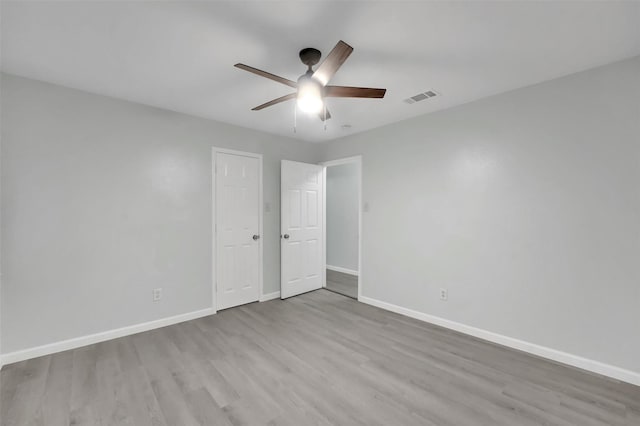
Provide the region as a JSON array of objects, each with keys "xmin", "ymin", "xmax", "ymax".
[
  {"xmin": 281, "ymin": 160, "xmax": 324, "ymax": 299},
  {"xmin": 216, "ymin": 152, "xmax": 261, "ymax": 310}
]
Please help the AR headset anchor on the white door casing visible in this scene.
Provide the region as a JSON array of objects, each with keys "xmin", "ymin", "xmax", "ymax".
[
  {"xmin": 281, "ymin": 160, "xmax": 324, "ymax": 299},
  {"xmin": 215, "ymin": 150, "xmax": 262, "ymax": 310}
]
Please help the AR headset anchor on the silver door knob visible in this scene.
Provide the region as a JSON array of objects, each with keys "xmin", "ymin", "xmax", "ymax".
[
  {"xmin": 283, "ymin": 234, "xmax": 290, "ymax": 239},
  {"xmin": 252, "ymin": 234, "xmax": 260, "ymax": 241}
]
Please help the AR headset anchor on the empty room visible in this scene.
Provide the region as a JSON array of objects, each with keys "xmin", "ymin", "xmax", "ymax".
[{"xmin": 1, "ymin": 1, "xmax": 639, "ymax": 425}]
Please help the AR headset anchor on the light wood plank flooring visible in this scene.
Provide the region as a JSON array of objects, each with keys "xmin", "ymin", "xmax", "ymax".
[
  {"xmin": 1, "ymin": 289, "xmax": 639, "ymax": 426},
  {"xmin": 326, "ymin": 269, "xmax": 358, "ymax": 299}
]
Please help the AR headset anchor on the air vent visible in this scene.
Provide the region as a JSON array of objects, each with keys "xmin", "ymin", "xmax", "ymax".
[{"xmin": 404, "ymin": 90, "xmax": 439, "ymax": 104}]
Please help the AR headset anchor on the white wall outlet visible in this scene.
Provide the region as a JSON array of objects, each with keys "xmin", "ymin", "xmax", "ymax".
[
  {"xmin": 153, "ymin": 288, "xmax": 163, "ymax": 302},
  {"xmin": 440, "ymin": 288, "xmax": 448, "ymax": 301}
]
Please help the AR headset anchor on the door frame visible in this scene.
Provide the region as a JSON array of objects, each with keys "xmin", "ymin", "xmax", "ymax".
[
  {"xmin": 212, "ymin": 147, "xmax": 264, "ymax": 312},
  {"xmin": 320, "ymin": 155, "xmax": 363, "ymax": 300}
]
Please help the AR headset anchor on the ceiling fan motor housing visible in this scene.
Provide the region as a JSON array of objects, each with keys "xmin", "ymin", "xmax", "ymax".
[{"xmin": 299, "ymin": 47, "xmax": 322, "ymax": 68}]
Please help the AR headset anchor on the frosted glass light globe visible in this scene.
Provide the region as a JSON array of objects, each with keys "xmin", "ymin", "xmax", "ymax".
[{"xmin": 297, "ymin": 76, "xmax": 323, "ymax": 114}]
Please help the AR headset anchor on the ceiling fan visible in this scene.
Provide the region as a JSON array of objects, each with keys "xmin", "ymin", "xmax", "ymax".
[{"xmin": 235, "ymin": 40, "xmax": 386, "ymax": 121}]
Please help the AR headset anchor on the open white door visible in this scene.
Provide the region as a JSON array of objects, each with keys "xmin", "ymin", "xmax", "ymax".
[{"xmin": 281, "ymin": 160, "xmax": 324, "ymax": 299}]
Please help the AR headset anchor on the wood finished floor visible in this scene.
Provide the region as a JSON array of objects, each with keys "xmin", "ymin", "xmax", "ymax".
[
  {"xmin": 325, "ymin": 269, "xmax": 358, "ymax": 299},
  {"xmin": 1, "ymin": 289, "xmax": 639, "ymax": 426}
]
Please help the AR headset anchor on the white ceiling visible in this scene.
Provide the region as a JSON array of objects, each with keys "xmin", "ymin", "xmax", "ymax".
[{"xmin": 2, "ymin": 1, "xmax": 639, "ymax": 143}]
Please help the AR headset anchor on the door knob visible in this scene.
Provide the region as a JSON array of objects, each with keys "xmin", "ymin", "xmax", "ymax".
[
  {"xmin": 283, "ymin": 234, "xmax": 290, "ymax": 239},
  {"xmin": 252, "ymin": 234, "xmax": 260, "ymax": 241}
]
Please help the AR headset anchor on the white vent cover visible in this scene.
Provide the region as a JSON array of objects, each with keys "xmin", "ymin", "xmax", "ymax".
[{"xmin": 404, "ymin": 90, "xmax": 439, "ymax": 104}]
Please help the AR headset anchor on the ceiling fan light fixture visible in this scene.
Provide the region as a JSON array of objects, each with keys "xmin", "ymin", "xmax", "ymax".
[
  {"xmin": 296, "ymin": 76, "xmax": 323, "ymax": 114},
  {"xmin": 235, "ymin": 40, "xmax": 385, "ymax": 121}
]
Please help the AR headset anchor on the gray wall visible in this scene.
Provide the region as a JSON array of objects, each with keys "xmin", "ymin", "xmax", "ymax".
[
  {"xmin": 326, "ymin": 162, "xmax": 359, "ymax": 272},
  {"xmin": 320, "ymin": 56, "xmax": 640, "ymax": 373},
  {"xmin": 2, "ymin": 56, "xmax": 639, "ymax": 376},
  {"xmin": 0, "ymin": 73, "xmax": 321, "ymax": 353}
]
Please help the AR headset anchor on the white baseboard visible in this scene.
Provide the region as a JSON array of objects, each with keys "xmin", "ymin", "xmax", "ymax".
[
  {"xmin": 359, "ymin": 296, "xmax": 640, "ymax": 387},
  {"xmin": 260, "ymin": 291, "xmax": 281, "ymax": 302},
  {"xmin": 0, "ymin": 291, "xmax": 282, "ymax": 368},
  {"xmin": 0, "ymin": 307, "xmax": 215, "ymax": 368},
  {"xmin": 326, "ymin": 265, "xmax": 359, "ymax": 276}
]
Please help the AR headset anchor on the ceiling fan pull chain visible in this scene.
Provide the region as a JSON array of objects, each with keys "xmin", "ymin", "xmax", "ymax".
[
  {"xmin": 293, "ymin": 103, "xmax": 297, "ymax": 134},
  {"xmin": 323, "ymin": 104, "xmax": 327, "ymax": 131}
]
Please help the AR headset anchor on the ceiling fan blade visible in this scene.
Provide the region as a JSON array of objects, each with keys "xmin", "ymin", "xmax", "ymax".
[
  {"xmin": 252, "ymin": 93, "xmax": 297, "ymax": 111},
  {"xmin": 235, "ymin": 63, "xmax": 297, "ymax": 88},
  {"xmin": 312, "ymin": 40, "xmax": 353, "ymax": 86},
  {"xmin": 325, "ymin": 86, "xmax": 386, "ymax": 98},
  {"xmin": 318, "ymin": 109, "xmax": 332, "ymax": 121}
]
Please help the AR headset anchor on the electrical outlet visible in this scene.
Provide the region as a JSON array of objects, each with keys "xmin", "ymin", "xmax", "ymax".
[
  {"xmin": 153, "ymin": 288, "xmax": 163, "ymax": 302},
  {"xmin": 440, "ymin": 288, "xmax": 448, "ymax": 301}
]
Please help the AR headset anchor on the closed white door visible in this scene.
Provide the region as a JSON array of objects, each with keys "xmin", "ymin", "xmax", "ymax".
[
  {"xmin": 281, "ymin": 160, "xmax": 324, "ymax": 299},
  {"xmin": 216, "ymin": 152, "xmax": 261, "ymax": 310}
]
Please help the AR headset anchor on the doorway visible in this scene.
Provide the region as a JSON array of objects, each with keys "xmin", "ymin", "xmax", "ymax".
[
  {"xmin": 323, "ymin": 156, "xmax": 361, "ymax": 299},
  {"xmin": 213, "ymin": 148, "xmax": 263, "ymax": 310}
]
